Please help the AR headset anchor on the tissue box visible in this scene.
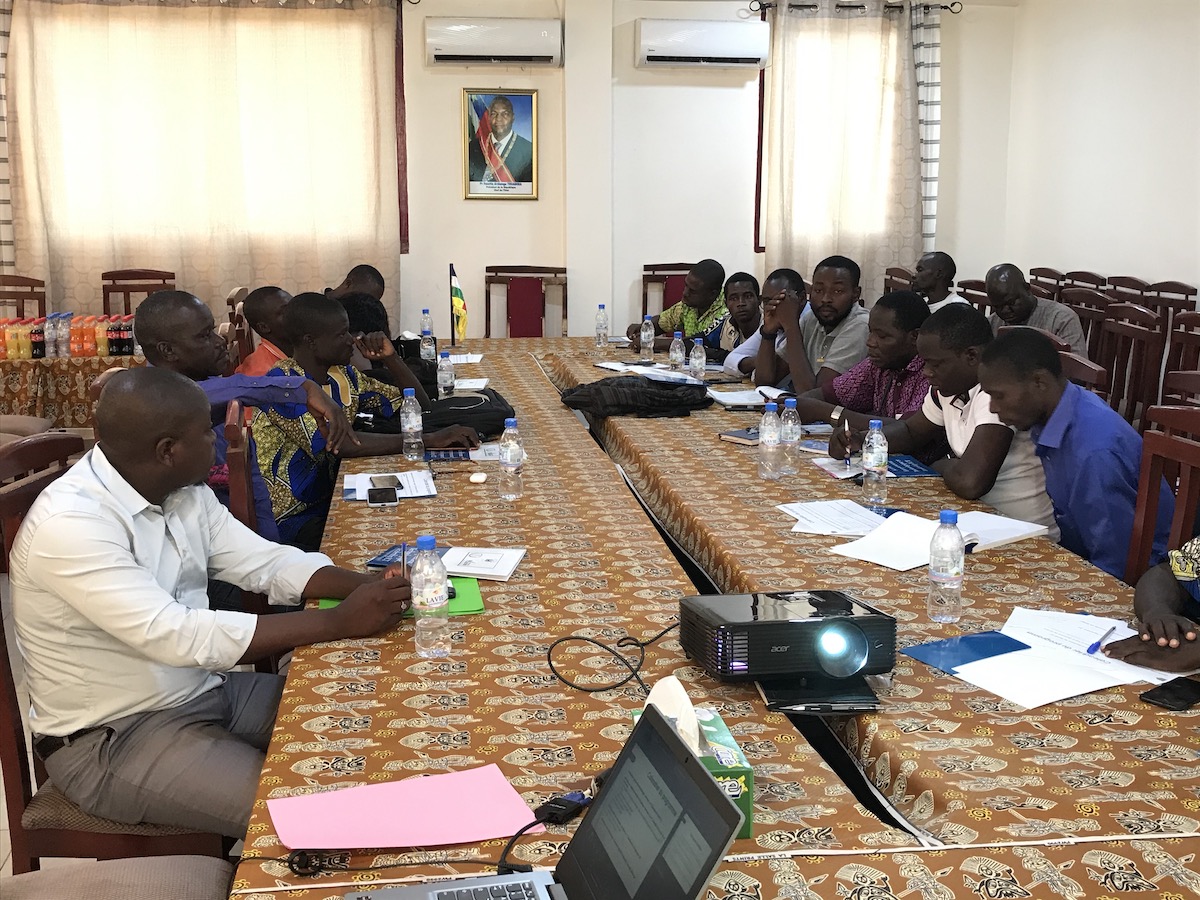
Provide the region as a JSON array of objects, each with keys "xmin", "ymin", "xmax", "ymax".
[{"xmin": 632, "ymin": 707, "xmax": 753, "ymax": 839}]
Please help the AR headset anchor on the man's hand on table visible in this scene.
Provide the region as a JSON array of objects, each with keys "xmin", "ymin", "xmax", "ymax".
[
  {"xmin": 1137, "ymin": 613, "xmax": 1199, "ymax": 648},
  {"xmin": 331, "ymin": 575, "xmax": 412, "ymax": 637},
  {"xmin": 1104, "ymin": 633, "xmax": 1200, "ymax": 673},
  {"xmin": 425, "ymin": 425, "xmax": 482, "ymax": 449}
]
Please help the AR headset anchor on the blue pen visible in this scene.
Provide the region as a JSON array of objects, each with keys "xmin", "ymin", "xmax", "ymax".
[
  {"xmin": 843, "ymin": 419, "xmax": 852, "ymax": 469},
  {"xmin": 1087, "ymin": 625, "xmax": 1116, "ymax": 655}
]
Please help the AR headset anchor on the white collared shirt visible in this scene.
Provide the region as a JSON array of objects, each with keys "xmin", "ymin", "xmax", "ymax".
[{"xmin": 11, "ymin": 445, "xmax": 333, "ymax": 736}]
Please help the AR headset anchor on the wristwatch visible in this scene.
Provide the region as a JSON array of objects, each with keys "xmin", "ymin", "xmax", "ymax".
[
  {"xmin": 760, "ymin": 326, "xmax": 780, "ymax": 338},
  {"xmin": 829, "ymin": 405, "xmax": 845, "ymax": 425}
]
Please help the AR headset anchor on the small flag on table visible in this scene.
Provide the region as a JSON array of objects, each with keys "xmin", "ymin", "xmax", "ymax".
[{"xmin": 450, "ymin": 264, "xmax": 467, "ymax": 344}]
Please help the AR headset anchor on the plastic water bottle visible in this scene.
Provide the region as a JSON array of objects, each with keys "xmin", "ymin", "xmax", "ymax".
[
  {"xmin": 668, "ymin": 331, "xmax": 685, "ymax": 371},
  {"xmin": 640, "ymin": 315, "xmax": 655, "ymax": 363},
  {"xmin": 497, "ymin": 417, "xmax": 524, "ymax": 501},
  {"xmin": 688, "ymin": 338, "xmax": 706, "ymax": 380},
  {"xmin": 437, "ymin": 350, "xmax": 455, "ymax": 399},
  {"xmin": 595, "ymin": 304, "xmax": 609, "ymax": 348},
  {"xmin": 411, "ymin": 534, "xmax": 451, "ymax": 658},
  {"xmin": 43, "ymin": 314, "xmax": 58, "ymax": 358},
  {"xmin": 779, "ymin": 398, "xmax": 801, "ymax": 475},
  {"xmin": 758, "ymin": 401, "xmax": 783, "ymax": 480},
  {"xmin": 862, "ymin": 418, "xmax": 888, "ymax": 505},
  {"xmin": 928, "ymin": 510, "xmax": 965, "ymax": 623},
  {"xmin": 419, "ymin": 308, "xmax": 434, "ymax": 337},
  {"xmin": 400, "ymin": 387, "xmax": 424, "ymax": 461},
  {"xmin": 420, "ymin": 329, "xmax": 436, "ymax": 361}
]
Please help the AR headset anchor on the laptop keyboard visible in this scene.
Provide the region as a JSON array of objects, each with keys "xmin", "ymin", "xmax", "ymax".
[{"xmin": 435, "ymin": 883, "xmax": 539, "ymax": 900}]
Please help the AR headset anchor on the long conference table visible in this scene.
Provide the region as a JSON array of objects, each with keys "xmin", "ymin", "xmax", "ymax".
[
  {"xmin": 0, "ymin": 355, "xmax": 143, "ymax": 426},
  {"xmin": 233, "ymin": 338, "xmax": 1200, "ymax": 900}
]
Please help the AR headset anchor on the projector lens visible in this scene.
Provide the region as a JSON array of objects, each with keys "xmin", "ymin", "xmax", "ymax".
[{"xmin": 815, "ymin": 621, "xmax": 868, "ymax": 678}]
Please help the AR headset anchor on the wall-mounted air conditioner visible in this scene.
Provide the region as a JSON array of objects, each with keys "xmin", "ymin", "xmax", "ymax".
[
  {"xmin": 425, "ymin": 18, "xmax": 563, "ymax": 67},
  {"xmin": 635, "ymin": 19, "xmax": 770, "ymax": 69}
]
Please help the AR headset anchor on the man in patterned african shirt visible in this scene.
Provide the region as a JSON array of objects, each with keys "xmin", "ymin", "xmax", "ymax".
[
  {"xmin": 1104, "ymin": 536, "xmax": 1200, "ymax": 673},
  {"xmin": 626, "ymin": 259, "xmax": 728, "ymax": 354},
  {"xmin": 251, "ymin": 293, "xmax": 477, "ymax": 551}
]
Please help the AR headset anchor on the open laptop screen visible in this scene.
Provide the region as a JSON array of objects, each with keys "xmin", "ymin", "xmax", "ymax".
[{"xmin": 553, "ymin": 704, "xmax": 743, "ymax": 900}]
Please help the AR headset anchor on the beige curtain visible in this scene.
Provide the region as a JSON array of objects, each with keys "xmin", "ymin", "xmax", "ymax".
[
  {"xmin": 8, "ymin": 0, "xmax": 401, "ymax": 316},
  {"xmin": 764, "ymin": 0, "xmax": 922, "ymax": 301}
]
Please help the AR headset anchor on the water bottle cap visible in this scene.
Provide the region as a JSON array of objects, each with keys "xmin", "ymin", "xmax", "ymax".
[
  {"xmin": 764, "ymin": 401, "xmax": 777, "ymax": 412},
  {"xmin": 403, "ymin": 387, "xmax": 415, "ymax": 397},
  {"xmin": 415, "ymin": 534, "xmax": 436, "ymax": 551},
  {"xmin": 644, "ymin": 315, "xmax": 653, "ymax": 321},
  {"xmin": 693, "ymin": 338, "xmax": 702, "ymax": 344},
  {"xmin": 785, "ymin": 398, "xmax": 797, "ymax": 408},
  {"xmin": 939, "ymin": 509, "xmax": 958, "ymax": 525},
  {"xmin": 440, "ymin": 350, "xmax": 450, "ymax": 357},
  {"xmin": 504, "ymin": 417, "xmax": 517, "ymax": 428},
  {"xmin": 674, "ymin": 331, "xmax": 683, "ymax": 338},
  {"xmin": 869, "ymin": 419, "xmax": 883, "ymax": 429},
  {"xmin": 422, "ymin": 308, "xmax": 429, "ymax": 314},
  {"xmin": 598, "ymin": 304, "xmax": 605, "ymax": 309}
]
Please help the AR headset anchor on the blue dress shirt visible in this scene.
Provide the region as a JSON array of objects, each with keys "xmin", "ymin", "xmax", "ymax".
[{"xmin": 1030, "ymin": 381, "xmax": 1174, "ymax": 580}]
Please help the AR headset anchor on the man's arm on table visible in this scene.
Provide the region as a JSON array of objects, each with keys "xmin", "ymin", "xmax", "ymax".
[
  {"xmin": 201, "ymin": 373, "xmax": 356, "ymax": 454},
  {"xmin": 931, "ymin": 422, "xmax": 1011, "ymax": 500},
  {"xmin": 354, "ymin": 333, "xmax": 433, "ymax": 409},
  {"xmin": 829, "ymin": 407, "xmax": 942, "ymax": 459}
]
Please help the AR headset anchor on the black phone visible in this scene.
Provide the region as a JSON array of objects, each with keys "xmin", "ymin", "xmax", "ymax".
[
  {"xmin": 1139, "ymin": 676, "xmax": 1200, "ymax": 711},
  {"xmin": 366, "ymin": 486, "xmax": 399, "ymax": 508}
]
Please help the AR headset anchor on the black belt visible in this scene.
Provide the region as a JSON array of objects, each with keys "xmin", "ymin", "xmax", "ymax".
[{"xmin": 33, "ymin": 727, "xmax": 103, "ymax": 761}]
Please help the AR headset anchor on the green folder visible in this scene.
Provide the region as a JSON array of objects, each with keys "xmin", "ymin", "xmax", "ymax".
[{"xmin": 317, "ymin": 576, "xmax": 484, "ymax": 617}]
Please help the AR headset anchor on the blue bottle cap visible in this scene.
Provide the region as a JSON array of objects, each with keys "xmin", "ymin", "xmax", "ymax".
[
  {"xmin": 939, "ymin": 509, "xmax": 958, "ymax": 525},
  {"xmin": 693, "ymin": 338, "xmax": 702, "ymax": 344},
  {"xmin": 403, "ymin": 387, "xmax": 415, "ymax": 397},
  {"xmin": 674, "ymin": 331, "xmax": 683, "ymax": 338},
  {"xmin": 416, "ymin": 534, "xmax": 436, "ymax": 551},
  {"xmin": 644, "ymin": 314, "xmax": 653, "ymax": 321},
  {"xmin": 764, "ymin": 402, "xmax": 778, "ymax": 412},
  {"xmin": 422, "ymin": 308, "xmax": 429, "ymax": 314},
  {"xmin": 869, "ymin": 419, "xmax": 883, "ymax": 429},
  {"xmin": 504, "ymin": 417, "xmax": 517, "ymax": 428},
  {"xmin": 785, "ymin": 398, "xmax": 797, "ymax": 408},
  {"xmin": 440, "ymin": 350, "xmax": 450, "ymax": 358},
  {"xmin": 598, "ymin": 303, "xmax": 605, "ymax": 309}
]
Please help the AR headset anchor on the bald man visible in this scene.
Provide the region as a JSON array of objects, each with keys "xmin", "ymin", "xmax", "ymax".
[
  {"xmin": 236, "ymin": 286, "xmax": 293, "ymax": 376},
  {"xmin": 985, "ymin": 263, "xmax": 1088, "ymax": 357},
  {"xmin": 10, "ymin": 368, "xmax": 411, "ymax": 838}
]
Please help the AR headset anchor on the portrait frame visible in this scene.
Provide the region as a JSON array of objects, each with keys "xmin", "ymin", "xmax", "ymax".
[{"xmin": 462, "ymin": 89, "xmax": 538, "ymax": 200}]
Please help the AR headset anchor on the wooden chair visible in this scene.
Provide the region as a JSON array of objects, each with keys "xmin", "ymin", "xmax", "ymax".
[
  {"xmin": 1161, "ymin": 370, "xmax": 1200, "ymax": 407},
  {"xmin": 997, "ymin": 325, "xmax": 1070, "ymax": 352},
  {"xmin": 642, "ymin": 263, "xmax": 695, "ymax": 319},
  {"xmin": 101, "ymin": 269, "xmax": 175, "ymax": 317},
  {"xmin": 225, "ymin": 286, "xmax": 248, "ymax": 326},
  {"xmin": 483, "ymin": 266, "xmax": 567, "ymax": 338},
  {"xmin": 1028, "ymin": 267, "xmax": 1066, "ymax": 302},
  {"xmin": 1125, "ymin": 405, "xmax": 1200, "ymax": 584},
  {"xmin": 1064, "ymin": 270, "xmax": 1106, "ymax": 291},
  {"xmin": 0, "ymin": 433, "xmax": 226, "ymax": 874},
  {"xmin": 1106, "ymin": 275, "xmax": 1154, "ymax": 309},
  {"xmin": 883, "ymin": 266, "xmax": 914, "ymax": 293},
  {"xmin": 1029, "ymin": 282, "xmax": 1056, "ymax": 301},
  {"xmin": 1166, "ymin": 310, "xmax": 1200, "ymax": 374},
  {"xmin": 229, "ymin": 322, "xmax": 251, "ymax": 376},
  {"xmin": 1097, "ymin": 303, "xmax": 1165, "ymax": 432},
  {"xmin": 1060, "ymin": 287, "xmax": 1112, "ymax": 361},
  {"xmin": 1058, "ymin": 351, "xmax": 1109, "ymax": 394},
  {"xmin": 955, "ymin": 279, "xmax": 989, "ymax": 314},
  {"xmin": 1138, "ymin": 279, "xmax": 1198, "ymax": 336},
  {"xmin": 0, "ymin": 276, "xmax": 47, "ymax": 319}
]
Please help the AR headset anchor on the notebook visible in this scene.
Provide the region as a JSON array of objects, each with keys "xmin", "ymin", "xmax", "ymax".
[
  {"xmin": 755, "ymin": 674, "xmax": 881, "ymax": 714},
  {"xmin": 343, "ymin": 703, "xmax": 743, "ymax": 900}
]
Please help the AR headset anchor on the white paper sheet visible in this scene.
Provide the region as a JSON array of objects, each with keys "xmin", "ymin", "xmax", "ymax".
[
  {"xmin": 953, "ymin": 648, "xmax": 1130, "ymax": 710},
  {"xmin": 595, "ymin": 361, "xmax": 635, "ymax": 372},
  {"xmin": 454, "ymin": 377, "xmax": 489, "ymax": 390},
  {"xmin": 469, "ymin": 442, "xmax": 501, "ymax": 461},
  {"xmin": 777, "ymin": 500, "xmax": 888, "ymax": 536},
  {"xmin": 344, "ymin": 470, "xmax": 437, "ymax": 501},
  {"xmin": 829, "ymin": 511, "xmax": 941, "ymax": 570},
  {"xmin": 955, "ymin": 511, "xmax": 1048, "ymax": 551},
  {"xmin": 440, "ymin": 546, "xmax": 527, "ymax": 582},
  {"xmin": 707, "ymin": 386, "xmax": 785, "ymax": 407},
  {"xmin": 449, "ymin": 353, "xmax": 483, "ymax": 364}
]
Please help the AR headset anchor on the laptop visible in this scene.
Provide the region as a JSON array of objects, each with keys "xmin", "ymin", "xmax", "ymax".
[{"xmin": 344, "ymin": 703, "xmax": 744, "ymax": 900}]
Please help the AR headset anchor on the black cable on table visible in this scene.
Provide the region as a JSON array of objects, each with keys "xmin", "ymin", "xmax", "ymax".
[{"xmin": 546, "ymin": 622, "xmax": 680, "ymax": 695}]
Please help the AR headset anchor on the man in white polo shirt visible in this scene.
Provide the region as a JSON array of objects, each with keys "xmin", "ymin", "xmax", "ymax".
[{"xmin": 831, "ymin": 304, "xmax": 1057, "ymax": 534}]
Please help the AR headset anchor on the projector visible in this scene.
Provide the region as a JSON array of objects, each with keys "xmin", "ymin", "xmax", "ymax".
[{"xmin": 679, "ymin": 590, "xmax": 896, "ymax": 682}]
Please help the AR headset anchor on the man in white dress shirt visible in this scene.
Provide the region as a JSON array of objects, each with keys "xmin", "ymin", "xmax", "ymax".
[{"xmin": 11, "ymin": 367, "xmax": 412, "ymax": 838}]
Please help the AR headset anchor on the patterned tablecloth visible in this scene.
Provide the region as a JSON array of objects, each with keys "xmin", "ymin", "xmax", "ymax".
[
  {"xmin": 232, "ymin": 347, "xmax": 919, "ymax": 900},
  {"xmin": 541, "ymin": 350, "xmax": 1200, "ymax": 850},
  {"xmin": 0, "ymin": 355, "xmax": 143, "ymax": 427}
]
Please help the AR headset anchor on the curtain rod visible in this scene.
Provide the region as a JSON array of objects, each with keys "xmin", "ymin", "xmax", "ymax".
[{"xmin": 751, "ymin": 2, "xmax": 963, "ymax": 12}]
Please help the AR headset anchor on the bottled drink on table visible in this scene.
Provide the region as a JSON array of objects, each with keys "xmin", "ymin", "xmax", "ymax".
[
  {"xmin": 928, "ymin": 509, "xmax": 965, "ymax": 623},
  {"xmin": 779, "ymin": 397, "xmax": 801, "ymax": 476},
  {"xmin": 497, "ymin": 417, "xmax": 525, "ymax": 501},
  {"xmin": 411, "ymin": 534, "xmax": 451, "ymax": 658},
  {"xmin": 688, "ymin": 338, "xmax": 706, "ymax": 380},
  {"xmin": 0, "ymin": 320, "xmax": 10, "ymax": 360},
  {"xmin": 82, "ymin": 316, "xmax": 97, "ymax": 357},
  {"xmin": 419, "ymin": 308, "xmax": 434, "ymax": 337},
  {"xmin": 128, "ymin": 316, "xmax": 142, "ymax": 356},
  {"xmin": 758, "ymin": 401, "xmax": 783, "ymax": 481},
  {"xmin": 43, "ymin": 315, "xmax": 56, "ymax": 359},
  {"xmin": 420, "ymin": 329, "xmax": 436, "ymax": 361},
  {"xmin": 17, "ymin": 319, "xmax": 32, "ymax": 359},
  {"xmin": 30, "ymin": 318, "xmax": 46, "ymax": 360},
  {"xmin": 94, "ymin": 316, "xmax": 110, "ymax": 357},
  {"xmin": 668, "ymin": 331, "xmax": 685, "ymax": 371},
  {"xmin": 861, "ymin": 418, "xmax": 888, "ymax": 505},
  {"xmin": 400, "ymin": 387, "xmax": 425, "ymax": 462},
  {"xmin": 57, "ymin": 314, "xmax": 72, "ymax": 358},
  {"xmin": 594, "ymin": 303, "xmax": 609, "ymax": 348},
  {"xmin": 436, "ymin": 350, "xmax": 455, "ymax": 399},
  {"xmin": 639, "ymin": 315, "xmax": 655, "ymax": 363}
]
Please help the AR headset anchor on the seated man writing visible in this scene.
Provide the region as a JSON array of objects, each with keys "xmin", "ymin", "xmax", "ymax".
[
  {"xmin": 626, "ymin": 259, "xmax": 727, "ymax": 353},
  {"xmin": 979, "ymin": 327, "xmax": 1174, "ymax": 580},
  {"xmin": 724, "ymin": 258, "xmax": 869, "ymax": 392},
  {"xmin": 986, "ymin": 263, "xmax": 1087, "ymax": 357},
  {"xmin": 830, "ymin": 304, "xmax": 1057, "ymax": 533},
  {"xmin": 789, "ymin": 290, "xmax": 931, "ymax": 430},
  {"xmin": 253, "ymin": 293, "xmax": 477, "ymax": 550},
  {"xmin": 237, "ymin": 286, "xmax": 293, "ymax": 377},
  {"xmin": 1105, "ymin": 538, "xmax": 1200, "ymax": 673},
  {"xmin": 701, "ymin": 272, "xmax": 761, "ymax": 363},
  {"xmin": 11, "ymin": 367, "xmax": 413, "ymax": 838}
]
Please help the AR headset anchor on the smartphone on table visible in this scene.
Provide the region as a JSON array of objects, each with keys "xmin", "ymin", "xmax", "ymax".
[
  {"xmin": 366, "ymin": 487, "xmax": 399, "ymax": 508},
  {"xmin": 1140, "ymin": 676, "xmax": 1200, "ymax": 711}
]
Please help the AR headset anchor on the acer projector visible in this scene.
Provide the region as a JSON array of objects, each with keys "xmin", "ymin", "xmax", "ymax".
[{"xmin": 680, "ymin": 591, "xmax": 896, "ymax": 682}]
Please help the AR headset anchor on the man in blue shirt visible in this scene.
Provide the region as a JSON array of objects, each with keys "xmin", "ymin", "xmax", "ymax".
[{"xmin": 978, "ymin": 327, "xmax": 1173, "ymax": 580}]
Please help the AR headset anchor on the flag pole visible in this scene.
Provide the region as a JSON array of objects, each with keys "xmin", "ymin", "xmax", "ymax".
[{"xmin": 449, "ymin": 263, "xmax": 455, "ymax": 348}]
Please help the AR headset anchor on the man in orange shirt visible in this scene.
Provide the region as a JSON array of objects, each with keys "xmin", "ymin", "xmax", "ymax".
[{"xmin": 237, "ymin": 286, "xmax": 293, "ymax": 377}]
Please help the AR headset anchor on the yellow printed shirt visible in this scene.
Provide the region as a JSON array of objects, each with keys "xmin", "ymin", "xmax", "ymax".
[
  {"xmin": 1169, "ymin": 537, "xmax": 1200, "ymax": 619},
  {"xmin": 657, "ymin": 292, "xmax": 728, "ymax": 339}
]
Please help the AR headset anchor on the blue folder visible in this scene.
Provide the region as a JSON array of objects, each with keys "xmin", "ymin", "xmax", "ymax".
[{"xmin": 901, "ymin": 631, "xmax": 1030, "ymax": 675}]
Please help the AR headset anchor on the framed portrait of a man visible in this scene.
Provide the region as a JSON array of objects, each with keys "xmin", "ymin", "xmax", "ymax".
[{"xmin": 463, "ymin": 89, "xmax": 537, "ymax": 200}]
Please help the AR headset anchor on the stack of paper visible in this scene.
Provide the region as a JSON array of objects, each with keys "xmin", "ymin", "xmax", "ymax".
[
  {"xmin": 707, "ymin": 385, "xmax": 786, "ymax": 408},
  {"xmin": 343, "ymin": 470, "xmax": 437, "ymax": 501},
  {"xmin": 441, "ymin": 546, "xmax": 527, "ymax": 582},
  {"xmin": 777, "ymin": 500, "xmax": 888, "ymax": 536},
  {"xmin": 829, "ymin": 510, "xmax": 1048, "ymax": 570},
  {"xmin": 449, "ymin": 352, "xmax": 483, "ymax": 365},
  {"xmin": 454, "ymin": 377, "xmax": 489, "ymax": 390}
]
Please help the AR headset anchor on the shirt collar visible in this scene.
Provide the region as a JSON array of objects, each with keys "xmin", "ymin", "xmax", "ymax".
[
  {"xmin": 89, "ymin": 443, "xmax": 156, "ymax": 517},
  {"xmin": 1031, "ymin": 380, "xmax": 1079, "ymax": 450},
  {"xmin": 939, "ymin": 381, "xmax": 980, "ymax": 410},
  {"xmin": 262, "ymin": 340, "xmax": 286, "ymax": 360}
]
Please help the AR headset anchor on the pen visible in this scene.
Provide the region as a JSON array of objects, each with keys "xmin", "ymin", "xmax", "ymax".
[
  {"xmin": 843, "ymin": 419, "xmax": 852, "ymax": 469},
  {"xmin": 399, "ymin": 541, "xmax": 408, "ymax": 580},
  {"xmin": 1087, "ymin": 625, "xmax": 1116, "ymax": 655}
]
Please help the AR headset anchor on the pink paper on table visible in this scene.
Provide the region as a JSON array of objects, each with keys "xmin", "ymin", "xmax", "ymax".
[{"xmin": 266, "ymin": 764, "xmax": 543, "ymax": 850}]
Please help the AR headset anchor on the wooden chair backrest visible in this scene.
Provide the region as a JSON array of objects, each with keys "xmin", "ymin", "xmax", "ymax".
[
  {"xmin": 955, "ymin": 279, "xmax": 989, "ymax": 314},
  {"xmin": 484, "ymin": 266, "xmax": 567, "ymax": 339},
  {"xmin": 1064, "ymin": 270, "xmax": 1106, "ymax": 291},
  {"xmin": 1028, "ymin": 267, "xmax": 1065, "ymax": 301},
  {"xmin": 1166, "ymin": 310, "xmax": 1200, "ymax": 374},
  {"xmin": 101, "ymin": 269, "xmax": 175, "ymax": 317},
  {"xmin": 883, "ymin": 266, "xmax": 914, "ymax": 293},
  {"xmin": 0, "ymin": 275, "xmax": 47, "ymax": 319},
  {"xmin": 1058, "ymin": 351, "xmax": 1109, "ymax": 394},
  {"xmin": 997, "ymin": 325, "xmax": 1070, "ymax": 352},
  {"xmin": 642, "ymin": 262, "xmax": 695, "ymax": 318},
  {"xmin": 1161, "ymin": 370, "xmax": 1200, "ymax": 407},
  {"xmin": 1061, "ymin": 287, "xmax": 1112, "ymax": 360},
  {"xmin": 1098, "ymin": 303, "xmax": 1165, "ymax": 431}
]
